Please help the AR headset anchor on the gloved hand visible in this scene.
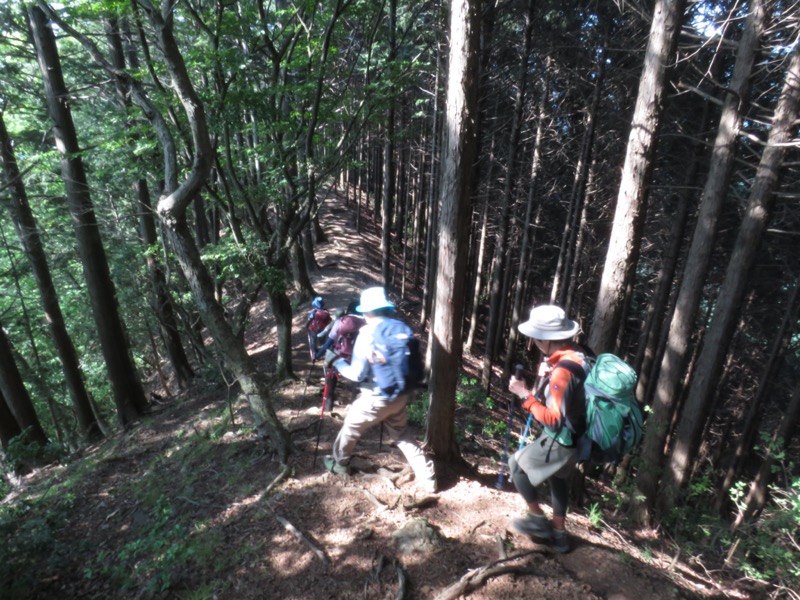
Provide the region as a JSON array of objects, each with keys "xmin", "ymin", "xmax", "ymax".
[{"xmin": 508, "ymin": 375, "xmax": 530, "ymax": 400}]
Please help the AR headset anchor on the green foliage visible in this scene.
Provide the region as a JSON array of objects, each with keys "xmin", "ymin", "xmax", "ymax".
[
  {"xmin": 727, "ymin": 476, "xmax": 800, "ymax": 585},
  {"xmin": 407, "ymin": 391, "xmax": 430, "ymax": 427},
  {"xmin": 483, "ymin": 418, "xmax": 507, "ymax": 439},
  {"xmin": 586, "ymin": 502, "xmax": 603, "ymax": 529}
]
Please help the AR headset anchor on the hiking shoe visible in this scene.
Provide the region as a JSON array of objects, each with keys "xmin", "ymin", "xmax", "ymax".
[
  {"xmin": 551, "ymin": 528, "xmax": 571, "ymax": 553},
  {"xmin": 322, "ymin": 456, "xmax": 350, "ymax": 475},
  {"xmin": 509, "ymin": 513, "xmax": 553, "ymax": 539},
  {"xmin": 419, "ymin": 477, "xmax": 438, "ymax": 495}
]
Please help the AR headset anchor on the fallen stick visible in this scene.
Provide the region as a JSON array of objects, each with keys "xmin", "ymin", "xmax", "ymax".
[
  {"xmin": 274, "ymin": 513, "xmax": 330, "ymax": 568},
  {"xmin": 434, "ymin": 551, "xmax": 540, "ymax": 600}
]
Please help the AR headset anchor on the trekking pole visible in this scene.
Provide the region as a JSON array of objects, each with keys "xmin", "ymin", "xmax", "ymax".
[
  {"xmin": 312, "ymin": 365, "xmax": 330, "ymax": 467},
  {"xmin": 497, "ymin": 364, "xmax": 524, "ymax": 490},
  {"xmin": 301, "ymin": 358, "xmax": 317, "ymax": 402}
]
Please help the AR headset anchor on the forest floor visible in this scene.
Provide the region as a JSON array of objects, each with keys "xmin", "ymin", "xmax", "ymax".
[{"xmin": 2, "ymin": 190, "xmax": 766, "ymax": 599}]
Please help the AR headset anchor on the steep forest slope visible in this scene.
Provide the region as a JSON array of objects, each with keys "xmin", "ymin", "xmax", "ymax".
[{"xmin": 1, "ymin": 194, "xmax": 761, "ymax": 599}]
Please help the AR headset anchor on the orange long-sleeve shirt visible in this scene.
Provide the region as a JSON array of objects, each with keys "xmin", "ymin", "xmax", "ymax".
[{"xmin": 521, "ymin": 346, "xmax": 590, "ymax": 444}]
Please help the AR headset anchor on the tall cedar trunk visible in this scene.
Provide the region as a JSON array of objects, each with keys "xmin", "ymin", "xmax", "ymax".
[
  {"xmin": 634, "ymin": 1, "xmax": 765, "ymax": 520},
  {"xmin": 0, "ymin": 114, "xmax": 102, "ymax": 441},
  {"xmin": 587, "ymin": 0, "xmax": 686, "ymax": 354},
  {"xmin": 554, "ymin": 54, "xmax": 605, "ymax": 308},
  {"xmin": 381, "ymin": 0, "xmax": 396, "ymax": 288},
  {"xmin": 658, "ymin": 40, "xmax": 800, "ymax": 513},
  {"xmin": 29, "ymin": 5, "xmax": 147, "ymax": 427},
  {"xmin": 633, "ymin": 91, "xmax": 714, "ymax": 398},
  {"xmin": 425, "ymin": 0, "xmax": 481, "ymax": 463},
  {"xmin": 480, "ymin": 3, "xmax": 532, "ymax": 387},
  {"xmin": 136, "ymin": 179, "xmax": 195, "ymax": 389},
  {"xmin": 0, "ymin": 389, "xmax": 23, "ymax": 451},
  {"xmin": 420, "ymin": 35, "xmax": 443, "ymax": 326},
  {"xmin": 0, "ymin": 322, "xmax": 48, "ymax": 447}
]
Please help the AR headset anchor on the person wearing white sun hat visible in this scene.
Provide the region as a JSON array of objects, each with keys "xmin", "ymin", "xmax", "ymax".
[
  {"xmin": 322, "ymin": 287, "xmax": 437, "ymax": 494},
  {"xmin": 506, "ymin": 304, "xmax": 593, "ymax": 554}
]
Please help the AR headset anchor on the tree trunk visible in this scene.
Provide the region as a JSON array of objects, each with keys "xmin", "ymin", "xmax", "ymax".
[
  {"xmin": 657, "ymin": 34, "xmax": 800, "ymax": 515},
  {"xmin": 29, "ymin": 4, "xmax": 148, "ymax": 427},
  {"xmin": 0, "ymin": 389, "xmax": 23, "ymax": 451},
  {"xmin": 381, "ymin": 0, "xmax": 397, "ymax": 288},
  {"xmin": 0, "ymin": 322, "xmax": 48, "ymax": 447},
  {"xmin": 0, "ymin": 113, "xmax": 102, "ymax": 441},
  {"xmin": 480, "ymin": 1, "xmax": 533, "ymax": 388},
  {"xmin": 136, "ymin": 178, "xmax": 195, "ymax": 390},
  {"xmin": 588, "ymin": 0, "xmax": 687, "ymax": 354},
  {"xmin": 633, "ymin": 0, "xmax": 764, "ymax": 521},
  {"xmin": 425, "ymin": 0, "xmax": 481, "ymax": 463}
]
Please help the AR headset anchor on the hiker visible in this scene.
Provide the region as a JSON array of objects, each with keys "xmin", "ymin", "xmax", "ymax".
[
  {"xmin": 306, "ymin": 296, "xmax": 331, "ymax": 361},
  {"xmin": 506, "ymin": 304, "xmax": 592, "ymax": 554},
  {"xmin": 322, "ymin": 287, "xmax": 437, "ymax": 494},
  {"xmin": 315, "ymin": 301, "xmax": 365, "ymax": 411}
]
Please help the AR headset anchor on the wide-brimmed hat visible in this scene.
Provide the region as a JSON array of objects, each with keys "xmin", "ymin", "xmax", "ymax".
[
  {"xmin": 518, "ymin": 305, "xmax": 579, "ymax": 340},
  {"xmin": 356, "ymin": 287, "xmax": 395, "ymax": 313}
]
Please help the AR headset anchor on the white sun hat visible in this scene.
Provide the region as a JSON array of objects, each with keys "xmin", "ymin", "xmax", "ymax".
[
  {"xmin": 518, "ymin": 305, "xmax": 580, "ymax": 340},
  {"xmin": 356, "ymin": 286, "xmax": 395, "ymax": 313}
]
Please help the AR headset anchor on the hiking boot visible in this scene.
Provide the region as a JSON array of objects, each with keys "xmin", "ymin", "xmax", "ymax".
[
  {"xmin": 322, "ymin": 456, "xmax": 350, "ymax": 475},
  {"xmin": 551, "ymin": 528, "xmax": 571, "ymax": 553},
  {"xmin": 509, "ymin": 513, "xmax": 553, "ymax": 540},
  {"xmin": 419, "ymin": 477, "xmax": 438, "ymax": 495}
]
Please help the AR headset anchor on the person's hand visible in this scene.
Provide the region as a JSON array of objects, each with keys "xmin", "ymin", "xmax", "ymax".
[
  {"xmin": 325, "ymin": 349, "xmax": 337, "ymax": 366},
  {"xmin": 508, "ymin": 375, "xmax": 530, "ymax": 400}
]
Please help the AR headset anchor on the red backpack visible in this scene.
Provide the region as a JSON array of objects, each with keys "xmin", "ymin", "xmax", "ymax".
[
  {"xmin": 308, "ymin": 308, "xmax": 332, "ymax": 333},
  {"xmin": 334, "ymin": 314, "xmax": 364, "ymax": 360}
]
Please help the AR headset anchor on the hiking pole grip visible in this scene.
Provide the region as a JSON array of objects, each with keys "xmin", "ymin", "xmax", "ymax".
[{"xmin": 497, "ymin": 364, "xmax": 524, "ymax": 490}]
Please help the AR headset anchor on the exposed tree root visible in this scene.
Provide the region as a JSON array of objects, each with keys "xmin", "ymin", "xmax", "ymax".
[{"xmin": 434, "ymin": 550, "xmax": 541, "ymax": 600}]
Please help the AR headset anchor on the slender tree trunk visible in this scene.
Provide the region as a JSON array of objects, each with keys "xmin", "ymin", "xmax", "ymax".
[
  {"xmin": 588, "ymin": 0, "xmax": 687, "ymax": 354},
  {"xmin": 136, "ymin": 179, "xmax": 195, "ymax": 390},
  {"xmin": 425, "ymin": 0, "xmax": 481, "ymax": 463},
  {"xmin": 658, "ymin": 35, "xmax": 800, "ymax": 515},
  {"xmin": 480, "ymin": 2, "xmax": 533, "ymax": 388},
  {"xmin": 381, "ymin": 0, "xmax": 397, "ymax": 288},
  {"xmin": 29, "ymin": 4, "xmax": 148, "ymax": 426},
  {"xmin": 0, "ymin": 113, "xmax": 102, "ymax": 441},
  {"xmin": 633, "ymin": 1, "xmax": 764, "ymax": 521}
]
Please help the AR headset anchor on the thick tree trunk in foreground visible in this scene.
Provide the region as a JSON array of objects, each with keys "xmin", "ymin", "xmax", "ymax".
[
  {"xmin": 425, "ymin": 0, "xmax": 481, "ymax": 463},
  {"xmin": 29, "ymin": 5, "xmax": 147, "ymax": 427}
]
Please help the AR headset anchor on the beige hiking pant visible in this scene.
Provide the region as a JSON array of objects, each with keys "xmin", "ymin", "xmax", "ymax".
[{"xmin": 331, "ymin": 388, "xmax": 435, "ymax": 485}]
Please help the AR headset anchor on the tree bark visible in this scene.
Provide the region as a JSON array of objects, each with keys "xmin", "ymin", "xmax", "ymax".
[
  {"xmin": 633, "ymin": 0, "xmax": 764, "ymax": 521},
  {"xmin": 658, "ymin": 39, "xmax": 800, "ymax": 514},
  {"xmin": 29, "ymin": 4, "xmax": 147, "ymax": 427},
  {"xmin": 425, "ymin": 0, "xmax": 481, "ymax": 463},
  {"xmin": 0, "ymin": 113, "xmax": 102, "ymax": 441},
  {"xmin": 588, "ymin": 0, "xmax": 687, "ymax": 354},
  {"xmin": 0, "ymin": 322, "xmax": 48, "ymax": 447}
]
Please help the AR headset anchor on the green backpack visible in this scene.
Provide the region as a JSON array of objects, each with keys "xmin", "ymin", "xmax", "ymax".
[{"xmin": 577, "ymin": 353, "xmax": 644, "ymax": 464}]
